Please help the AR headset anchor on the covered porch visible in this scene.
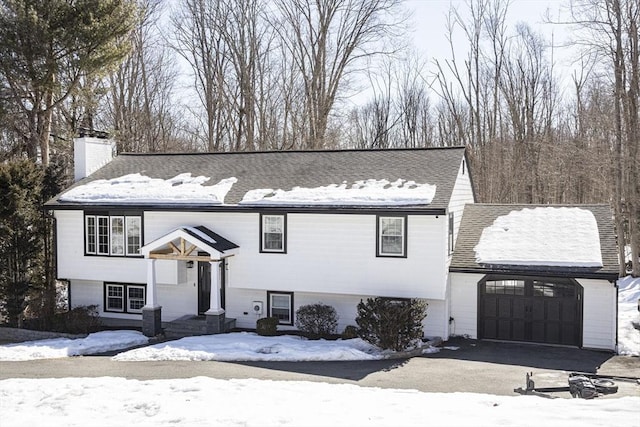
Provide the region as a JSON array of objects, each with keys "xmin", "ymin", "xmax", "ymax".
[{"xmin": 140, "ymin": 225, "xmax": 239, "ymax": 337}]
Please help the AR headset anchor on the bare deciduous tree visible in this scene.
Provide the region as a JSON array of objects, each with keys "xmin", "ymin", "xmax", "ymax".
[{"xmin": 273, "ymin": 0, "xmax": 405, "ymax": 149}]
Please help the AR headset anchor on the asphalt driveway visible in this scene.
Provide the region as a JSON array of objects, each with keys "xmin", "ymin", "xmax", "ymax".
[{"xmin": 1, "ymin": 338, "xmax": 638, "ymax": 398}]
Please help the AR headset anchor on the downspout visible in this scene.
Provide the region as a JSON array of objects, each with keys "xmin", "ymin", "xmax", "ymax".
[{"xmin": 614, "ymin": 279, "xmax": 619, "ymax": 354}]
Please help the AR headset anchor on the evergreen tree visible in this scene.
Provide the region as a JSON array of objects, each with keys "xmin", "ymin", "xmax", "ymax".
[
  {"xmin": 0, "ymin": 0, "xmax": 139, "ymax": 166},
  {"xmin": 0, "ymin": 160, "xmax": 44, "ymax": 327}
]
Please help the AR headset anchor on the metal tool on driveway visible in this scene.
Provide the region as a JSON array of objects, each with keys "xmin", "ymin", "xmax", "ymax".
[{"xmin": 514, "ymin": 372, "xmax": 623, "ymax": 399}]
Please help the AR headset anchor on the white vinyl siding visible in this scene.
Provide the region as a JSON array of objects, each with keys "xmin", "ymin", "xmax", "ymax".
[{"xmin": 447, "ymin": 157, "xmax": 475, "ymax": 261}]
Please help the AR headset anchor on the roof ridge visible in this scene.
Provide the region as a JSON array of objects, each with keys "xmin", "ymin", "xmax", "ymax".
[{"xmin": 118, "ymin": 146, "xmax": 466, "ymax": 157}]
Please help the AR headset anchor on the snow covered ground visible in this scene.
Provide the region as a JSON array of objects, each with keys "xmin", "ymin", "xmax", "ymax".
[
  {"xmin": 1, "ymin": 377, "xmax": 638, "ymax": 427},
  {"xmin": 0, "ymin": 277, "xmax": 638, "ymax": 426},
  {"xmin": 0, "ymin": 330, "xmax": 148, "ymax": 361},
  {"xmin": 113, "ymin": 333, "xmax": 386, "ymax": 362},
  {"xmin": 617, "ymin": 276, "xmax": 640, "ymax": 356}
]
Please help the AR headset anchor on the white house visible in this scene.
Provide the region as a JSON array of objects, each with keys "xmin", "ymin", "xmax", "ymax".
[
  {"xmin": 47, "ymin": 137, "xmax": 474, "ymax": 339},
  {"xmin": 46, "ymin": 137, "xmax": 619, "ymax": 350}
]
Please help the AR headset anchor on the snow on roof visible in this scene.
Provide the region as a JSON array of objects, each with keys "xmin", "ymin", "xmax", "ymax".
[
  {"xmin": 59, "ymin": 174, "xmax": 237, "ymax": 205},
  {"xmin": 239, "ymin": 179, "xmax": 436, "ymax": 206},
  {"xmin": 474, "ymin": 207, "xmax": 603, "ymax": 267},
  {"xmin": 183, "ymin": 226, "xmax": 217, "ymax": 247}
]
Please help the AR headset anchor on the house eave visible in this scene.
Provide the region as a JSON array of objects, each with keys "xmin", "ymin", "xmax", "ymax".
[
  {"xmin": 448, "ymin": 266, "xmax": 619, "ymax": 281},
  {"xmin": 45, "ymin": 202, "xmax": 447, "ymax": 215}
]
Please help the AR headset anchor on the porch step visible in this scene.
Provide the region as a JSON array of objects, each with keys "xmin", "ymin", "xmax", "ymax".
[
  {"xmin": 163, "ymin": 315, "xmax": 236, "ymax": 339},
  {"xmin": 224, "ymin": 317, "xmax": 236, "ymax": 331}
]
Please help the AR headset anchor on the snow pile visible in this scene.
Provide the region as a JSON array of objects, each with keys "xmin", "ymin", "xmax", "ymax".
[
  {"xmin": 0, "ymin": 331, "xmax": 148, "ymax": 361},
  {"xmin": 617, "ymin": 276, "xmax": 640, "ymax": 356},
  {"xmin": 113, "ymin": 332, "xmax": 384, "ymax": 362},
  {"xmin": 1, "ymin": 377, "xmax": 638, "ymax": 427},
  {"xmin": 240, "ymin": 179, "xmax": 436, "ymax": 206},
  {"xmin": 474, "ymin": 207, "xmax": 603, "ymax": 267},
  {"xmin": 59, "ymin": 174, "xmax": 237, "ymax": 205}
]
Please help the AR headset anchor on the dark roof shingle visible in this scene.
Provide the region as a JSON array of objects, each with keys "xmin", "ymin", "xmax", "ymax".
[
  {"xmin": 450, "ymin": 204, "xmax": 619, "ymax": 280},
  {"xmin": 49, "ymin": 147, "xmax": 467, "ymax": 211}
]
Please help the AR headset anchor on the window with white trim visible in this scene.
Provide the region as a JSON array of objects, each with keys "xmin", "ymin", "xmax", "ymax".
[
  {"xmin": 126, "ymin": 217, "xmax": 142, "ymax": 255},
  {"xmin": 127, "ymin": 286, "xmax": 145, "ymax": 313},
  {"xmin": 261, "ymin": 214, "xmax": 286, "ymax": 253},
  {"xmin": 110, "ymin": 216, "xmax": 124, "ymax": 255},
  {"xmin": 97, "ymin": 216, "xmax": 109, "ymax": 255},
  {"xmin": 85, "ymin": 213, "xmax": 142, "ymax": 256},
  {"xmin": 106, "ymin": 284, "xmax": 124, "ymax": 312},
  {"xmin": 85, "ymin": 216, "xmax": 96, "ymax": 253},
  {"xmin": 378, "ymin": 216, "xmax": 406, "ymax": 257},
  {"xmin": 267, "ymin": 291, "xmax": 293, "ymax": 325},
  {"xmin": 448, "ymin": 212, "xmax": 455, "ymax": 255},
  {"xmin": 105, "ymin": 283, "xmax": 146, "ymax": 314}
]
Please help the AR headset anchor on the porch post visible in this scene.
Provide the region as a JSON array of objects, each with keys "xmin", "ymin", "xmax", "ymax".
[
  {"xmin": 142, "ymin": 258, "xmax": 162, "ymax": 337},
  {"xmin": 145, "ymin": 258, "xmax": 159, "ymax": 308},
  {"xmin": 205, "ymin": 259, "xmax": 225, "ymax": 334}
]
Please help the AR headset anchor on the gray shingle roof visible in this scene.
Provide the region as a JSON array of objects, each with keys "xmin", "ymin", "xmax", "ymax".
[
  {"xmin": 49, "ymin": 147, "xmax": 467, "ymax": 211},
  {"xmin": 183, "ymin": 226, "xmax": 239, "ymax": 253},
  {"xmin": 450, "ymin": 204, "xmax": 620, "ymax": 280}
]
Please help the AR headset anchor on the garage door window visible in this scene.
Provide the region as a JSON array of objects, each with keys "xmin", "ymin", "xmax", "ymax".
[
  {"xmin": 533, "ymin": 281, "xmax": 575, "ymax": 298},
  {"xmin": 485, "ymin": 279, "xmax": 524, "ymax": 295}
]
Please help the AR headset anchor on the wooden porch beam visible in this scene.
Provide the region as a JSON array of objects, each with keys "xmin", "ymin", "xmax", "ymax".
[{"xmin": 148, "ymin": 254, "xmax": 217, "ymax": 262}]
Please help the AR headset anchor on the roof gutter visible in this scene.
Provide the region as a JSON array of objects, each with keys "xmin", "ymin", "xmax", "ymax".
[
  {"xmin": 44, "ymin": 203, "xmax": 447, "ymax": 216},
  {"xmin": 448, "ymin": 266, "xmax": 620, "ymax": 281}
]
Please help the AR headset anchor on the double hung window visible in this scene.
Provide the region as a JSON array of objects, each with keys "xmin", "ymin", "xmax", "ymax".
[
  {"xmin": 377, "ymin": 216, "xmax": 406, "ymax": 257},
  {"xmin": 105, "ymin": 283, "xmax": 146, "ymax": 313},
  {"xmin": 267, "ymin": 291, "xmax": 293, "ymax": 325},
  {"xmin": 261, "ymin": 214, "xmax": 286, "ymax": 253}
]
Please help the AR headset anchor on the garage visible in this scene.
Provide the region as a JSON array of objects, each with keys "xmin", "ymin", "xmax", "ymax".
[
  {"xmin": 449, "ymin": 204, "xmax": 620, "ymax": 351},
  {"xmin": 478, "ymin": 275, "xmax": 583, "ymax": 346}
]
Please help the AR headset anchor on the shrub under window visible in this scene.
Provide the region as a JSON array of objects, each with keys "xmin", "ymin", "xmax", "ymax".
[
  {"xmin": 355, "ymin": 297, "xmax": 428, "ymax": 351},
  {"xmin": 295, "ymin": 303, "xmax": 338, "ymax": 338}
]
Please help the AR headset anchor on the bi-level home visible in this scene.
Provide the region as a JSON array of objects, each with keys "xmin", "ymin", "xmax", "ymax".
[
  {"xmin": 46, "ymin": 137, "xmax": 474, "ymax": 339},
  {"xmin": 46, "ymin": 137, "xmax": 619, "ymax": 350}
]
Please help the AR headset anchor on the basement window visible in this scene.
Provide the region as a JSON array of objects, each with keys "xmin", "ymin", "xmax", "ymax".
[{"xmin": 267, "ymin": 291, "xmax": 293, "ymax": 325}]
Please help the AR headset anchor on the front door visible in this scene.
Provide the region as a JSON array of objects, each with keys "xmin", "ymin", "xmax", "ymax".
[
  {"xmin": 197, "ymin": 261, "xmax": 211, "ymax": 314},
  {"xmin": 197, "ymin": 259, "xmax": 226, "ymax": 314}
]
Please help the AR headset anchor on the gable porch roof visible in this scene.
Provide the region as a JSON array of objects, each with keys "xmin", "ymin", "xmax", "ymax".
[{"xmin": 141, "ymin": 225, "xmax": 239, "ymax": 261}]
